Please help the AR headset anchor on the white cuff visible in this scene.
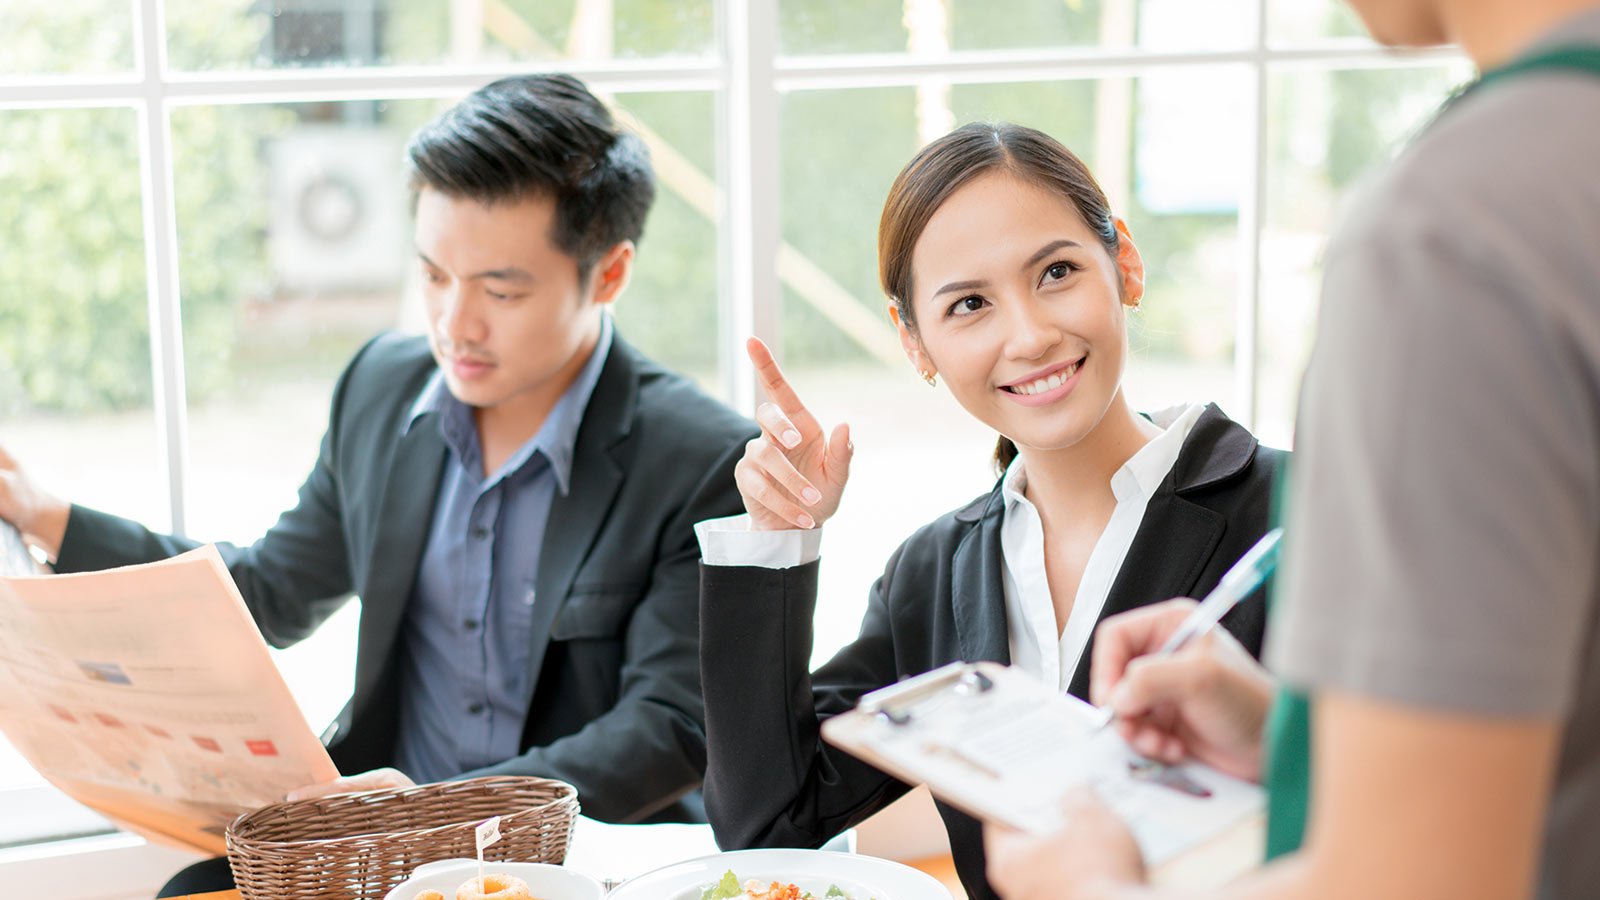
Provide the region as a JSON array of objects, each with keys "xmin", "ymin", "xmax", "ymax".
[{"xmin": 695, "ymin": 513, "xmax": 823, "ymax": 569}]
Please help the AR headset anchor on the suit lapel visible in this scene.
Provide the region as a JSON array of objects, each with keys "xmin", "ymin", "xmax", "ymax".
[
  {"xmin": 952, "ymin": 490, "xmax": 1012, "ymax": 665},
  {"xmin": 522, "ymin": 340, "xmax": 639, "ymax": 692},
  {"xmin": 1062, "ymin": 405, "xmax": 1250, "ymax": 698},
  {"xmin": 355, "ymin": 421, "xmax": 447, "ymax": 704},
  {"xmin": 1101, "ymin": 493, "xmax": 1225, "ymax": 622},
  {"xmin": 1065, "ymin": 493, "xmax": 1222, "ymax": 698}
]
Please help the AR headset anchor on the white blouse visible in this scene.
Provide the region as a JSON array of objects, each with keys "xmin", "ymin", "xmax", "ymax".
[{"xmin": 998, "ymin": 403, "xmax": 1203, "ymax": 690}]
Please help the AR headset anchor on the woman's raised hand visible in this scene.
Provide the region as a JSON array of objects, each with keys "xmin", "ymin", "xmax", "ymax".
[{"xmin": 736, "ymin": 337, "xmax": 853, "ymax": 531}]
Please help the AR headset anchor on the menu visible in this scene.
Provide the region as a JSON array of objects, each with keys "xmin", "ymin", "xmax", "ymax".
[{"xmin": 0, "ymin": 535, "xmax": 338, "ymax": 854}]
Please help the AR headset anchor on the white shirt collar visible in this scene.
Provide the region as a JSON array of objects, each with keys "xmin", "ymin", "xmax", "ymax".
[{"xmin": 1000, "ymin": 402, "xmax": 1204, "ymax": 511}]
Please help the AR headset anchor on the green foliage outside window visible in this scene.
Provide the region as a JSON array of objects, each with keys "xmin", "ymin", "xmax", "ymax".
[
  {"xmin": 0, "ymin": 104, "xmax": 281, "ymax": 414},
  {"xmin": 0, "ymin": 110, "xmax": 149, "ymax": 412}
]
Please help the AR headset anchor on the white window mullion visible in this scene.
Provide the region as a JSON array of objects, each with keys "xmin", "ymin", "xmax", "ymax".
[
  {"xmin": 716, "ymin": 0, "xmax": 781, "ymax": 412},
  {"xmin": 1233, "ymin": 0, "xmax": 1272, "ymax": 430},
  {"xmin": 134, "ymin": 0, "xmax": 189, "ymax": 536}
]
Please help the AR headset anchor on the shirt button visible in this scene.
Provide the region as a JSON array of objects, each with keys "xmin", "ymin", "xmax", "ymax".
[
  {"xmin": 471, "ymin": 526, "xmax": 490, "ymax": 540},
  {"xmin": 463, "ymin": 618, "xmax": 479, "ymax": 631},
  {"xmin": 468, "ymin": 703, "xmax": 484, "ymax": 714}
]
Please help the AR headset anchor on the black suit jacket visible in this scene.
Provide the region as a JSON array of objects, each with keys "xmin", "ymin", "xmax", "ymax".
[
  {"xmin": 55, "ymin": 331, "xmax": 756, "ymax": 823},
  {"xmin": 699, "ymin": 404, "xmax": 1284, "ymax": 897}
]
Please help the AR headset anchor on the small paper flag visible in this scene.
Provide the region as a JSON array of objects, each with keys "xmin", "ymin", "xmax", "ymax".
[{"xmin": 476, "ymin": 815, "xmax": 502, "ymax": 852}]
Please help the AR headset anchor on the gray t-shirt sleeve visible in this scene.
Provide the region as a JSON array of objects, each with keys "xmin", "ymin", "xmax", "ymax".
[{"xmin": 1267, "ymin": 87, "xmax": 1600, "ymax": 719}]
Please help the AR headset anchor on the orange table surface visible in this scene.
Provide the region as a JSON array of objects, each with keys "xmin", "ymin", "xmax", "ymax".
[{"xmin": 171, "ymin": 854, "xmax": 965, "ymax": 900}]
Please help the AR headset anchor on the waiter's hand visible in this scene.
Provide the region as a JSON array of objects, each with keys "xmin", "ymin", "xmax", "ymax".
[
  {"xmin": 984, "ymin": 788, "xmax": 1146, "ymax": 900},
  {"xmin": 0, "ymin": 443, "xmax": 70, "ymax": 559},
  {"xmin": 1091, "ymin": 599, "xmax": 1276, "ymax": 783},
  {"xmin": 286, "ymin": 767, "xmax": 415, "ymax": 802},
  {"xmin": 736, "ymin": 337, "xmax": 853, "ymax": 531}
]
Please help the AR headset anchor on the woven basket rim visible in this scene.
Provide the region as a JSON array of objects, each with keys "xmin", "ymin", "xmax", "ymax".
[{"xmin": 227, "ymin": 776, "xmax": 578, "ymax": 851}]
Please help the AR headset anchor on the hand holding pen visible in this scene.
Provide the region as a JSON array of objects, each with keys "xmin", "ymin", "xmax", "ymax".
[{"xmin": 1084, "ymin": 529, "xmax": 1283, "ymax": 784}]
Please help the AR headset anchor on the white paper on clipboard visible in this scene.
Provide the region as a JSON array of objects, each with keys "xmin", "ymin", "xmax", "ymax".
[{"xmin": 821, "ymin": 661, "xmax": 1263, "ymax": 866}]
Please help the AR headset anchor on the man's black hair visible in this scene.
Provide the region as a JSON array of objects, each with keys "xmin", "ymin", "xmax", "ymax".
[{"xmin": 407, "ymin": 73, "xmax": 655, "ymax": 273}]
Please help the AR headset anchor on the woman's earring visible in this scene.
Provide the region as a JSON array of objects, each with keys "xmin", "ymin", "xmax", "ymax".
[{"xmin": 921, "ymin": 370, "xmax": 938, "ymax": 387}]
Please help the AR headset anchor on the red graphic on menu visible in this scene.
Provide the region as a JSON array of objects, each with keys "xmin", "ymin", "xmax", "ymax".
[
  {"xmin": 245, "ymin": 739, "xmax": 278, "ymax": 757},
  {"xmin": 94, "ymin": 713, "xmax": 124, "ymax": 728},
  {"xmin": 192, "ymin": 736, "xmax": 222, "ymax": 753},
  {"xmin": 144, "ymin": 724, "xmax": 172, "ymax": 739},
  {"xmin": 49, "ymin": 706, "xmax": 77, "ymax": 724}
]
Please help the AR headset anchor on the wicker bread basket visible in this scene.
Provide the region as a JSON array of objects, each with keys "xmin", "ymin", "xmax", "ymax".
[{"xmin": 225, "ymin": 775, "xmax": 579, "ymax": 900}]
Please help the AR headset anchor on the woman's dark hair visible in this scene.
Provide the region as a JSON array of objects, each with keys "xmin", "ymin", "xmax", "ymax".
[
  {"xmin": 406, "ymin": 73, "xmax": 655, "ymax": 278},
  {"xmin": 877, "ymin": 122, "xmax": 1120, "ymax": 474}
]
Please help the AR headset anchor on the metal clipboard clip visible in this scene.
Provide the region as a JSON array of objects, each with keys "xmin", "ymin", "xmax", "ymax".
[{"xmin": 857, "ymin": 661, "xmax": 996, "ymax": 727}]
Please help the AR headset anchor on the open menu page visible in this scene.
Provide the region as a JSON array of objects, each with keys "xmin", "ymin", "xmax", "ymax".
[{"xmin": 0, "ymin": 542, "xmax": 338, "ymax": 854}]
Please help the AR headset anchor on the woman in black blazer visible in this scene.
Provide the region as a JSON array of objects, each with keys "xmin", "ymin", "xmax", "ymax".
[{"xmin": 696, "ymin": 122, "xmax": 1283, "ymax": 900}]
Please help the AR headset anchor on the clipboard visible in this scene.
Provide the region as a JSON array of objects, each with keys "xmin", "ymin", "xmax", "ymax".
[{"xmin": 821, "ymin": 661, "xmax": 1264, "ymax": 867}]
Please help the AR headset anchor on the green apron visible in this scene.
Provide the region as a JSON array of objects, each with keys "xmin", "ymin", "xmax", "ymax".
[{"xmin": 1261, "ymin": 43, "xmax": 1600, "ymax": 861}]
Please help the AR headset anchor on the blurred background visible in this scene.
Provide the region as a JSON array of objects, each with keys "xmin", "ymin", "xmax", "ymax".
[{"xmin": 0, "ymin": 0, "xmax": 1468, "ymax": 882}]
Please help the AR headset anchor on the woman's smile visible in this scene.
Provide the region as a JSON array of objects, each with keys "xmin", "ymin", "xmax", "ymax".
[{"xmin": 998, "ymin": 356, "xmax": 1086, "ymax": 404}]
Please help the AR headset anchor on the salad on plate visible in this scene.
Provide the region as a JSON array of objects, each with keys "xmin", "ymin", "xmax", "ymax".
[{"xmin": 700, "ymin": 869, "xmax": 875, "ymax": 900}]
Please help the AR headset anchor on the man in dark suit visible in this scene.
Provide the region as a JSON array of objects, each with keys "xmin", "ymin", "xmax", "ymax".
[{"xmin": 0, "ymin": 73, "xmax": 754, "ymax": 895}]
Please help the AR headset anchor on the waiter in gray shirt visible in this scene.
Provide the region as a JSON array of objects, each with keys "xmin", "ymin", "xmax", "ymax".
[{"xmin": 977, "ymin": 1, "xmax": 1600, "ymax": 899}]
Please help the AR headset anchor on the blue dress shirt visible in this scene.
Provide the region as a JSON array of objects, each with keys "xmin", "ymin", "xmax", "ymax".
[{"xmin": 393, "ymin": 316, "xmax": 613, "ymax": 783}]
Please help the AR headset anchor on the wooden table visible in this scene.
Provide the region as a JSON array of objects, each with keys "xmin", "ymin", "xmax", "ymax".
[{"xmin": 908, "ymin": 853, "xmax": 966, "ymax": 897}]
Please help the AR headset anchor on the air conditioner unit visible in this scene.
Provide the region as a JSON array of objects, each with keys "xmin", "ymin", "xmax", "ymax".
[{"xmin": 267, "ymin": 125, "xmax": 408, "ymax": 295}]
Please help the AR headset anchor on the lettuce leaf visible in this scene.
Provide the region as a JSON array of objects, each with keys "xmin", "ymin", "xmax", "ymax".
[{"xmin": 702, "ymin": 870, "xmax": 743, "ymax": 900}]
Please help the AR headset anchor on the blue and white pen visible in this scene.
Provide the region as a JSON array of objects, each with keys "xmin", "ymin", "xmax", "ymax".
[{"xmin": 1086, "ymin": 527, "xmax": 1284, "ymax": 732}]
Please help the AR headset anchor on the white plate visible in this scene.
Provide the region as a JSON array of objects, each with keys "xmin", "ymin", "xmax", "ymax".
[
  {"xmin": 383, "ymin": 858, "xmax": 604, "ymax": 900},
  {"xmin": 605, "ymin": 848, "xmax": 952, "ymax": 900}
]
